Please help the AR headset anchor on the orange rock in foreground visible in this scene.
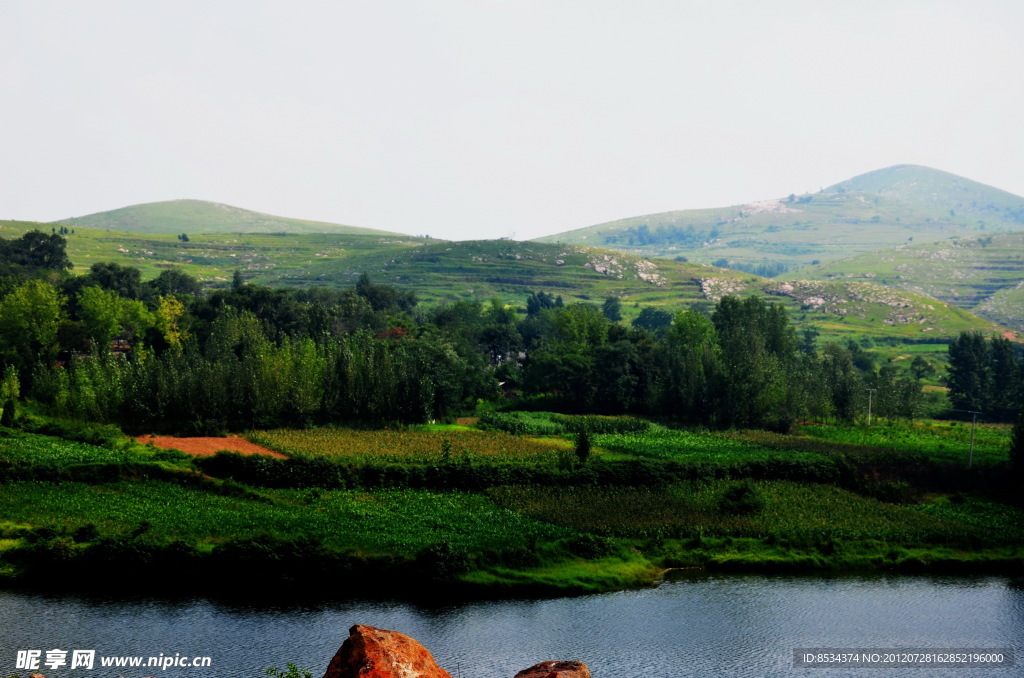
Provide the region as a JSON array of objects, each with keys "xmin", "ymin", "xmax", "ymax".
[
  {"xmin": 320, "ymin": 624, "xmax": 591, "ymax": 678},
  {"xmin": 322, "ymin": 624, "xmax": 453, "ymax": 678},
  {"xmin": 514, "ymin": 660, "xmax": 593, "ymax": 678}
]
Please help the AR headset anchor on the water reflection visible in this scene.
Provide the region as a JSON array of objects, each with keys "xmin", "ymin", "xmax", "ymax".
[{"xmin": 1, "ymin": 574, "xmax": 1020, "ymax": 678}]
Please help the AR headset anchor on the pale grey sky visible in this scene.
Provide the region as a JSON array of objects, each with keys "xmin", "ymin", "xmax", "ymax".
[{"xmin": 2, "ymin": 0, "xmax": 1023, "ymax": 240}]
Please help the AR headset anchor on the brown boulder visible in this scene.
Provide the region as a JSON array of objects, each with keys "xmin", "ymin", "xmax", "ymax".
[
  {"xmin": 514, "ymin": 660, "xmax": 592, "ymax": 678},
  {"xmin": 321, "ymin": 624, "xmax": 453, "ymax": 678}
]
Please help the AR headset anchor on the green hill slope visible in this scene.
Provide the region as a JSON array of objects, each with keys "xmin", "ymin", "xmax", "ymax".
[
  {"xmin": 791, "ymin": 231, "xmax": 1024, "ymax": 331},
  {"xmin": 1, "ymin": 220, "xmax": 1005, "ymax": 345},
  {"xmin": 826, "ymin": 164, "xmax": 1024, "ymax": 222},
  {"xmin": 0, "ymin": 219, "xmax": 427, "ymax": 282},
  {"xmin": 53, "ymin": 199, "xmax": 400, "ymax": 236},
  {"xmin": 536, "ymin": 165, "xmax": 1024, "ymax": 273}
]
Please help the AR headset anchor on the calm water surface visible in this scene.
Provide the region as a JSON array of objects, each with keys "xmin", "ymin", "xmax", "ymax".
[{"xmin": 1, "ymin": 573, "xmax": 1020, "ymax": 677}]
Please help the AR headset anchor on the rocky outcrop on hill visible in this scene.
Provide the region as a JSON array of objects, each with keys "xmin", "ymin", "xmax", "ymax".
[{"xmin": 320, "ymin": 624, "xmax": 591, "ymax": 678}]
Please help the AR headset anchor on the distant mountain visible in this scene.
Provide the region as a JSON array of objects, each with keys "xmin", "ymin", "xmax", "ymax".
[
  {"xmin": 52, "ymin": 199, "xmax": 400, "ymax": 236},
  {"xmin": 825, "ymin": 165, "xmax": 1024, "ymax": 221},
  {"xmin": 535, "ymin": 165, "xmax": 1024, "ymax": 272},
  {"xmin": 791, "ymin": 231, "xmax": 1024, "ymax": 331}
]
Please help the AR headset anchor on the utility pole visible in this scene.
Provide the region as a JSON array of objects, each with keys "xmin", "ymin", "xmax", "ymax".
[
  {"xmin": 866, "ymin": 388, "xmax": 877, "ymax": 426},
  {"xmin": 952, "ymin": 409, "xmax": 982, "ymax": 468},
  {"xmin": 968, "ymin": 411, "xmax": 978, "ymax": 469}
]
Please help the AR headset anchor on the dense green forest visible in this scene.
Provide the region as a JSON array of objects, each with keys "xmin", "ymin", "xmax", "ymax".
[{"xmin": 1, "ymin": 230, "xmax": 1021, "ymax": 436}]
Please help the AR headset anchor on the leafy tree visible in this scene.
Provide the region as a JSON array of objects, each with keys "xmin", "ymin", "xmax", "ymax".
[
  {"xmin": 947, "ymin": 331, "xmax": 990, "ymax": 412},
  {"xmin": 0, "ymin": 365, "xmax": 19, "ymax": 402},
  {"xmin": 86, "ymin": 262, "xmax": 145, "ymax": 299},
  {"xmin": 713, "ymin": 296, "xmax": 799, "ymax": 429},
  {"xmin": 0, "ymin": 230, "xmax": 72, "ymax": 270},
  {"xmin": 602, "ymin": 296, "xmax": 623, "ymax": 322},
  {"xmin": 655, "ymin": 309, "xmax": 721, "ymax": 423},
  {"xmin": 592, "ymin": 339, "xmax": 642, "ymax": 413},
  {"xmin": 819, "ymin": 343, "xmax": 861, "ymax": 422},
  {"xmin": 525, "ymin": 290, "xmax": 563, "ymax": 318},
  {"xmin": 0, "ymin": 279, "xmax": 65, "ymax": 373},
  {"xmin": 153, "ymin": 295, "xmax": 189, "ymax": 351},
  {"xmin": 909, "ymin": 356, "xmax": 934, "ymax": 380},
  {"xmin": 988, "ymin": 336, "xmax": 1020, "ymax": 420},
  {"xmin": 355, "ymin": 272, "xmax": 417, "ymax": 313},
  {"xmin": 77, "ymin": 286, "xmax": 127, "ymax": 351},
  {"xmin": 484, "ymin": 298, "xmax": 516, "ymax": 325},
  {"xmin": 631, "ymin": 307, "xmax": 673, "ymax": 335},
  {"xmin": 549, "ymin": 303, "xmax": 608, "ymax": 347},
  {"xmin": 523, "ymin": 305, "xmax": 608, "ymax": 408},
  {"xmin": 946, "ymin": 332, "xmax": 1021, "ymax": 420},
  {"xmin": 148, "ymin": 268, "xmax": 202, "ymax": 297},
  {"xmin": 78, "ymin": 286, "xmax": 154, "ymax": 351},
  {"xmin": 799, "ymin": 327, "xmax": 820, "ymax": 357},
  {"xmin": 479, "ymin": 323, "xmax": 522, "ymax": 364},
  {"xmin": 0, "ymin": 365, "xmax": 19, "ymax": 426}
]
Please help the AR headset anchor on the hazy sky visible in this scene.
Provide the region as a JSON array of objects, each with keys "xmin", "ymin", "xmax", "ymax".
[{"xmin": 2, "ymin": 0, "xmax": 1023, "ymax": 241}]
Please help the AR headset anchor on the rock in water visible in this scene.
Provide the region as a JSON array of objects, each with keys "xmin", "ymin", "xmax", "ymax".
[
  {"xmin": 514, "ymin": 661, "xmax": 592, "ymax": 678},
  {"xmin": 321, "ymin": 624, "xmax": 453, "ymax": 678}
]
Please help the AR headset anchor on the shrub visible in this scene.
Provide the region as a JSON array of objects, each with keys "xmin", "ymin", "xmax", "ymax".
[
  {"xmin": 0, "ymin": 398, "xmax": 16, "ymax": 427},
  {"xmin": 719, "ymin": 480, "xmax": 764, "ymax": 515},
  {"xmin": 575, "ymin": 429, "xmax": 592, "ymax": 465},
  {"xmin": 266, "ymin": 665, "xmax": 313, "ymax": 678}
]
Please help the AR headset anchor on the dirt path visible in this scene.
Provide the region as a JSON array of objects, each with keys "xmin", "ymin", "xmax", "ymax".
[{"xmin": 136, "ymin": 435, "xmax": 287, "ymax": 459}]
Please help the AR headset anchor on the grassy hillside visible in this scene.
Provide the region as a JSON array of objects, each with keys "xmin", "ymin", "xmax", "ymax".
[
  {"xmin": 0, "ymin": 220, "xmax": 1006, "ymax": 346},
  {"xmin": 0, "ymin": 219, "xmax": 428, "ymax": 282},
  {"xmin": 791, "ymin": 232, "xmax": 1024, "ymax": 331},
  {"xmin": 826, "ymin": 164, "xmax": 1024, "ymax": 223},
  {"xmin": 53, "ymin": 199, "xmax": 401, "ymax": 236},
  {"xmin": 536, "ymin": 165, "xmax": 1024, "ymax": 272}
]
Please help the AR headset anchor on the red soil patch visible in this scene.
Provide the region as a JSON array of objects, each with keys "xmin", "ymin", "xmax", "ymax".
[{"xmin": 136, "ymin": 435, "xmax": 287, "ymax": 459}]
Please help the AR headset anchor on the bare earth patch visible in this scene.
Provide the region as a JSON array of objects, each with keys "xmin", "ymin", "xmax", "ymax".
[{"xmin": 136, "ymin": 435, "xmax": 287, "ymax": 459}]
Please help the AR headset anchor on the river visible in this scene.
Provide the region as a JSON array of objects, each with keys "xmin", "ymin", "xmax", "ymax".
[{"xmin": 1, "ymin": 572, "xmax": 1020, "ymax": 677}]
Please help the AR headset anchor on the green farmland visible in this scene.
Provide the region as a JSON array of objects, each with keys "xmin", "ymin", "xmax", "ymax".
[{"xmin": 1, "ymin": 413, "xmax": 1020, "ymax": 597}]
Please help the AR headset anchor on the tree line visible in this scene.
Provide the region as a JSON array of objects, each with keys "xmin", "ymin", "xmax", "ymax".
[{"xmin": 0, "ymin": 230, "xmax": 1019, "ymax": 434}]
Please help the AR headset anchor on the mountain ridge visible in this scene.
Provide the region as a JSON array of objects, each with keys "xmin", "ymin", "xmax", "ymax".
[{"xmin": 535, "ymin": 165, "xmax": 1024, "ymax": 271}]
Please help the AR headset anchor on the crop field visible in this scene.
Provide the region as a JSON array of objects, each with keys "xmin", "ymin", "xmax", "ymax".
[
  {"xmin": 1, "ymin": 411, "xmax": 1020, "ymax": 592},
  {"xmin": 796, "ymin": 421, "xmax": 1011, "ymax": 465},
  {"xmin": 0, "ymin": 480, "xmax": 573, "ymax": 557},
  {"xmin": 0, "ymin": 432, "xmax": 154, "ymax": 468},
  {"xmin": 487, "ymin": 481, "xmax": 1018, "ymax": 545},
  {"xmin": 592, "ymin": 427, "xmax": 833, "ymax": 466},
  {"xmin": 249, "ymin": 427, "xmax": 569, "ymax": 465}
]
